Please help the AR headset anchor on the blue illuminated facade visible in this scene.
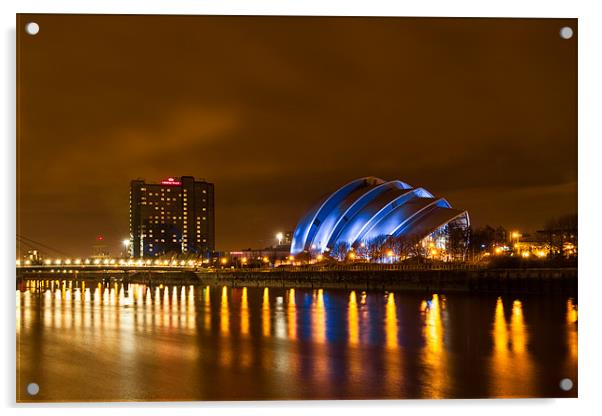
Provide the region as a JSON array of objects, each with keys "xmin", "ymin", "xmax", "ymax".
[{"xmin": 290, "ymin": 177, "xmax": 469, "ymax": 255}]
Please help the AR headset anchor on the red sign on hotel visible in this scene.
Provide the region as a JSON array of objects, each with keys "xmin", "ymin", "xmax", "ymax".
[{"xmin": 161, "ymin": 177, "xmax": 182, "ymax": 186}]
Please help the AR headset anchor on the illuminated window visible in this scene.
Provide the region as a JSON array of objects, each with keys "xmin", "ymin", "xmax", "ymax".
[{"xmin": 202, "ymin": 208, "xmax": 206, "ymax": 211}]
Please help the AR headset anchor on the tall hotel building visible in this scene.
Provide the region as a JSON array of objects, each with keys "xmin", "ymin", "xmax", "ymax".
[{"xmin": 129, "ymin": 176, "xmax": 215, "ymax": 257}]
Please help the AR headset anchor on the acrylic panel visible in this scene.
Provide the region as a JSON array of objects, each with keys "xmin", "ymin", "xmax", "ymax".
[{"xmin": 16, "ymin": 14, "xmax": 577, "ymax": 402}]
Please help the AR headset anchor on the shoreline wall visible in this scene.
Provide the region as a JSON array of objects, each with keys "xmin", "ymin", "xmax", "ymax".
[{"xmin": 17, "ymin": 267, "xmax": 577, "ymax": 294}]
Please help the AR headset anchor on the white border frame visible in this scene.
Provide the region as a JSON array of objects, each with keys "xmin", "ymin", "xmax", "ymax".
[{"xmin": 3, "ymin": 1, "xmax": 601, "ymax": 415}]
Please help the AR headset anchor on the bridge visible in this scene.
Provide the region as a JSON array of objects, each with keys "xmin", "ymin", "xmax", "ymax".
[
  {"xmin": 16, "ymin": 233, "xmax": 216, "ymax": 274},
  {"xmin": 16, "ymin": 259, "xmax": 208, "ymax": 274}
]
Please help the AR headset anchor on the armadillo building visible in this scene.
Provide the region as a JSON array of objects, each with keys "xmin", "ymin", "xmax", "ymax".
[{"xmin": 290, "ymin": 177, "xmax": 469, "ymax": 259}]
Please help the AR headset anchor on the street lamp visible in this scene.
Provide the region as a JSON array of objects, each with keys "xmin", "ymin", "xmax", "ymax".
[{"xmin": 122, "ymin": 239, "xmax": 130, "ymax": 258}]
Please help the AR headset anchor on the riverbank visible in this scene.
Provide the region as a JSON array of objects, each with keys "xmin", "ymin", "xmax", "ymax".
[{"xmin": 18, "ymin": 267, "xmax": 577, "ymax": 294}]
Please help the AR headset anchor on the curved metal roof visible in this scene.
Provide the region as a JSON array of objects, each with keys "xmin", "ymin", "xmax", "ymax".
[{"xmin": 290, "ymin": 177, "xmax": 469, "ymax": 254}]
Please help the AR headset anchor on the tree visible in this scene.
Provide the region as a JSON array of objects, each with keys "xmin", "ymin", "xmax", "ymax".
[
  {"xmin": 331, "ymin": 242, "xmax": 350, "ymax": 261},
  {"xmin": 447, "ymin": 221, "xmax": 470, "ymax": 261}
]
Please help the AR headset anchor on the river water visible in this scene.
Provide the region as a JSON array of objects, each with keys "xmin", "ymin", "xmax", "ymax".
[{"xmin": 16, "ymin": 279, "xmax": 577, "ymax": 401}]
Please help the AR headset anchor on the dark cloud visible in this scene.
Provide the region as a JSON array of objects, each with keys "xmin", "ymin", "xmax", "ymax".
[{"xmin": 17, "ymin": 15, "xmax": 577, "ymax": 256}]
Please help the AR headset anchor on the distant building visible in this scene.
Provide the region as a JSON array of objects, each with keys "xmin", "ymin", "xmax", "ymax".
[
  {"xmin": 129, "ymin": 176, "xmax": 215, "ymax": 257},
  {"xmin": 92, "ymin": 235, "xmax": 110, "ymax": 258}
]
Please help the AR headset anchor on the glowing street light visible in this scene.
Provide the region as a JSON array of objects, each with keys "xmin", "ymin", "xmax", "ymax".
[
  {"xmin": 122, "ymin": 239, "xmax": 130, "ymax": 258},
  {"xmin": 220, "ymin": 257, "xmax": 228, "ymax": 265}
]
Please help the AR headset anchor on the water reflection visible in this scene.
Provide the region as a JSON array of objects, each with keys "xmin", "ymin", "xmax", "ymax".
[
  {"xmin": 421, "ymin": 294, "xmax": 447, "ymax": 398},
  {"xmin": 489, "ymin": 297, "xmax": 535, "ymax": 397},
  {"xmin": 385, "ymin": 293, "xmax": 398, "ymax": 350},
  {"xmin": 566, "ymin": 298, "xmax": 578, "ymax": 357},
  {"xmin": 348, "ymin": 291, "xmax": 359, "ymax": 346},
  {"xmin": 312, "ymin": 289, "xmax": 326, "ymax": 344},
  {"xmin": 287, "ymin": 289, "xmax": 296, "ymax": 340},
  {"xmin": 16, "ymin": 279, "xmax": 577, "ymax": 401},
  {"xmin": 241, "ymin": 287, "xmax": 249, "ymax": 337},
  {"xmin": 220, "ymin": 286, "xmax": 229, "ymax": 335},
  {"xmin": 262, "ymin": 287, "xmax": 270, "ymax": 337},
  {"xmin": 565, "ymin": 298, "xmax": 578, "ymax": 378}
]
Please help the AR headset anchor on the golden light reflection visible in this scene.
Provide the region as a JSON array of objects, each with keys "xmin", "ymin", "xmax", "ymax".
[
  {"xmin": 566, "ymin": 298, "xmax": 578, "ymax": 362},
  {"xmin": 510, "ymin": 300, "xmax": 533, "ymax": 394},
  {"xmin": 311, "ymin": 288, "xmax": 330, "ymax": 396},
  {"xmin": 240, "ymin": 287, "xmax": 249, "ymax": 337},
  {"xmin": 510, "ymin": 300, "xmax": 526, "ymax": 354},
  {"xmin": 312, "ymin": 289, "xmax": 326, "ymax": 344},
  {"xmin": 220, "ymin": 286, "xmax": 229, "ymax": 335},
  {"xmin": 262, "ymin": 287, "xmax": 271, "ymax": 337},
  {"xmin": 566, "ymin": 298, "xmax": 578, "ymax": 324},
  {"xmin": 203, "ymin": 286, "xmax": 211, "ymax": 330},
  {"xmin": 490, "ymin": 297, "xmax": 511, "ymax": 396},
  {"xmin": 219, "ymin": 286, "xmax": 232, "ymax": 367},
  {"xmin": 239, "ymin": 287, "xmax": 253, "ymax": 368},
  {"xmin": 348, "ymin": 291, "xmax": 359, "ymax": 346},
  {"xmin": 489, "ymin": 298, "xmax": 534, "ymax": 397},
  {"xmin": 287, "ymin": 289, "xmax": 297, "ymax": 340},
  {"xmin": 385, "ymin": 292, "xmax": 398, "ymax": 350},
  {"xmin": 421, "ymin": 294, "xmax": 447, "ymax": 398}
]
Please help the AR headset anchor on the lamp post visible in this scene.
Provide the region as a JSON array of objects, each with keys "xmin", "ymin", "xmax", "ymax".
[
  {"xmin": 511, "ymin": 231, "xmax": 521, "ymax": 254},
  {"xmin": 122, "ymin": 239, "xmax": 130, "ymax": 258}
]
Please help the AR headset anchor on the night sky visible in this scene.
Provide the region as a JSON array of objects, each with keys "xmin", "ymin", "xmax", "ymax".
[{"xmin": 17, "ymin": 14, "xmax": 577, "ymax": 257}]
